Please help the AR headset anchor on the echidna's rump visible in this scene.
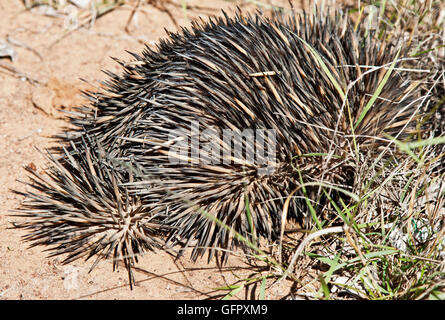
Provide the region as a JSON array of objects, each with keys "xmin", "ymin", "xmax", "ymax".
[{"xmin": 14, "ymin": 7, "xmax": 428, "ymax": 288}]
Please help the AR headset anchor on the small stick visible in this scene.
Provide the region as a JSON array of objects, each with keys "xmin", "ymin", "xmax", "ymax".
[
  {"xmin": 125, "ymin": 0, "xmax": 143, "ymax": 34},
  {"xmin": 18, "ymin": 128, "xmax": 43, "ymax": 141},
  {"xmin": 280, "ymin": 225, "xmax": 346, "ymax": 280},
  {"xmin": 49, "ymin": 2, "xmax": 125, "ymax": 49},
  {"xmin": 0, "ymin": 61, "xmax": 43, "ymax": 84},
  {"xmin": 7, "ymin": 28, "xmax": 44, "ymax": 61}
]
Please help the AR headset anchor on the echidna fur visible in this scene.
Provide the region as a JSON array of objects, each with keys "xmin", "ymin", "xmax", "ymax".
[{"xmin": 14, "ymin": 7, "xmax": 431, "ymax": 287}]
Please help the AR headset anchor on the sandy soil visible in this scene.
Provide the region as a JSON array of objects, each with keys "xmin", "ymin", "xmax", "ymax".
[{"xmin": 0, "ymin": 0, "xmax": 302, "ymax": 300}]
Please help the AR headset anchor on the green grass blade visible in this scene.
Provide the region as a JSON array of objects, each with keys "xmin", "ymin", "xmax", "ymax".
[
  {"xmin": 259, "ymin": 276, "xmax": 267, "ymax": 300},
  {"xmin": 294, "ymin": 35, "xmax": 345, "ymax": 100},
  {"xmin": 221, "ymin": 284, "xmax": 244, "ymax": 300},
  {"xmin": 354, "ymin": 48, "xmax": 401, "ymax": 130}
]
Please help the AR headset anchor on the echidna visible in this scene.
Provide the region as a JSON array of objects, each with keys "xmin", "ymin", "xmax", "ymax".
[{"xmin": 14, "ymin": 6, "xmax": 429, "ymax": 287}]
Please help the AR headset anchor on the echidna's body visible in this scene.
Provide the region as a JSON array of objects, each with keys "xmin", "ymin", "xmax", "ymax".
[{"xmin": 16, "ymin": 8, "xmax": 426, "ymax": 286}]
